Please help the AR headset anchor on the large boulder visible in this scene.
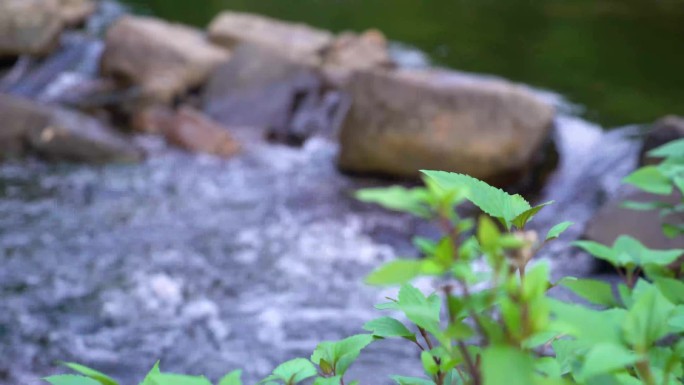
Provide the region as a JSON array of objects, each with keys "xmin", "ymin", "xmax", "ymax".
[
  {"xmin": 0, "ymin": 94, "xmax": 142, "ymax": 163},
  {"xmin": 0, "ymin": 0, "xmax": 64, "ymax": 57},
  {"xmin": 101, "ymin": 16, "xmax": 229, "ymax": 103},
  {"xmin": 207, "ymin": 11, "xmax": 333, "ymax": 64},
  {"xmin": 337, "ymin": 69, "xmax": 555, "ymax": 183},
  {"xmin": 583, "ymin": 189, "xmax": 684, "ymax": 250},
  {"xmin": 58, "ymin": 0, "xmax": 97, "ymax": 26},
  {"xmin": 639, "ymin": 115, "xmax": 684, "ymax": 166},
  {"xmin": 166, "ymin": 106, "xmax": 240, "ymax": 158}
]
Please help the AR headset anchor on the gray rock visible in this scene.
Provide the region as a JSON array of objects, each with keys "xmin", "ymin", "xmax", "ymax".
[
  {"xmin": 101, "ymin": 15, "xmax": 229, "ymax": 103},
  {"xmin": 321, "ymin": 29, "xmax": 395, "ymax": 87},
  {"xmin": 58, "ymin": 0, "xmax": 97, "ymax": 26},
  {"xmin": 0, "ymin": 93, "xmax": 142, "ymax": 163},
  {"xmin": 202, "ymin": 43, "xmax": 322, "ymax": 132},
  {"xmin": 0, "ymin": 0, "xmax": 64, "ymax": 57},
  {"xmin": 640, "ymin": 115, "xmax": 684, "ymax": 166},
  {"xmin": 337, "ymin": 69, "xmax": 555, "ymax": 183}
]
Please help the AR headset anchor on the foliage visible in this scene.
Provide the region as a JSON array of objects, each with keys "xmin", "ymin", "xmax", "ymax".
[
  {"xmin": 46, "ymin": 168, "xmax": 684, "ymax": 385},
  {"xmin": 623, "ymin": 138, "xmax": 684, "ymax": 239}
]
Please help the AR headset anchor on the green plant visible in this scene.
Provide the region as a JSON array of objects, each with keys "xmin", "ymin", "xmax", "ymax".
[
  {"xmin": 623, "ymin": 138, "xmax": 684, "ymax": 239},
  {"xmin": 45, "ymin": 171, "xmax": 684, "ymax": 385}
]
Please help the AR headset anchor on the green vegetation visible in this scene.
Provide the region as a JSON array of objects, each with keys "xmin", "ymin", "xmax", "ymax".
[{"xmin": 43, "ymin": 140, "xmax": 684, "ymax": 385}]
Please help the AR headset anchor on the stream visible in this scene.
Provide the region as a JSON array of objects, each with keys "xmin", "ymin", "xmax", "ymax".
[{"xmin": 0, "ymin": 2, "xmax": 648, "ymax": 384}]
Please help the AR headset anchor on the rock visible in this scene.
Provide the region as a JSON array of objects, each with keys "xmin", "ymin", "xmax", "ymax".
[
  {"xmin": 337, "ymin": 69, "xmax": 555, "ymax": 183},
  {"xmin": 58, "ymin": 0, "xmax": 97, "ymax": 26},
  {"xmin": 322, "ymin": 29, "xmax": 394, "ymax": 87},
  {"xmin": 207, "ymin": 11, "xmax": 333, "ymax": 64},
  {"xmin": 202, "ymin": 43, "xmax": 322, "ymax": 130},
  {"xmin": 0, "ymin": 0, "xmax": 64, "ymax": 57},
  {"xmin": 0, "ymin": 93, "xmax": 142, "ymax": 163},
  {"xmin": 101, "ymin": 15, "xmax": 229, "ymax": 103},
  {"xmin": 131, "ymin": 104, "xmax": 175, "ymax": 135},
  {"xmin": 165, "ymin": 106, "xmax": 240, "ymax": 158},
  {"xmin": 639, "ymin": 115, "xmax": 684, "ymax": 166},
  {"xmin": 583, "ymin": 189, "xmax": 684, "ymax": 250}
]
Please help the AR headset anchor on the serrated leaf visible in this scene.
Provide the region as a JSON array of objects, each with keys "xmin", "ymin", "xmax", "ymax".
[
  {"xmin": 139, "ymin": 362, "xmax": 161, "ymax": 385},
  {"xmin": 421, "ymin": 171, "xmax": 531, "ymax": 229},
  {"xmin": 363, "ymin": 317, "xmax": 415, "ymax": 339},
  {"xmin": 366, "ymin": 259, "xmax": 423, "ymax": 286},
  {"xmin": 512, "ymin": 201, "xmax": 554, "ymax": 230},
  {"xmin": 623, "ymin": 166, "xmax": 672, "ymax": 195},
  {"xmin": 272, "ymin": 358, "xmax": 317, "ymax": 385},
  {"xmin": 44, "ymin": 375, "xmax": 102, "ymax": 385},
  {"xmin": 311, "ymin": 335, "xmax": 373, "ymax": 377},
  {"xmin": 669, "ymin": 306, "xmax": 684, "ymax": 333},
  {"xmin": 219, "ymin": 370, "xmax": 242, "ymax": 385},
  {"xmin": 559, "ymin": 278, "xmax": 617, "ymax": 307},
  {"xmin": 60, "ymin": 363, "xmax": 118, "ymax": 385},
  {"xmin": 546, "ymin": 222, "xmax": 573, "ymax": 241},
  {"xmin": 579, "ymin": 343, "xmax": 639, "ymax": 380}
]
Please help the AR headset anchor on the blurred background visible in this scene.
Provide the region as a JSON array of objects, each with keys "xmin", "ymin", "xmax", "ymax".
[{"xmin": 0, "ymin": 1, "xmax": 682, "ymax": 385}]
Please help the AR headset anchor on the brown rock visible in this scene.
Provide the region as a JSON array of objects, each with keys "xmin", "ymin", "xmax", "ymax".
[
  {"xmin": 165, "ymin": 106, "xmax": 240, "ymax": 158},
  {"xmin": 58, "ymin": 0, "xmax": 97, "ymax": 26},
  {"xmin": 0, "ymin": 0, "xmax": 63, "ymax": 57},
  {"xmin": 337, "ymin": 69, "xmax": 555, "ymax": 183},
  {"xmin": 131, "ymin": 105, "xmax": 176, "ymax": 135},
  {"xmin": 101, "ymin": 15, "xmax": 230, "ymax": 103},
  {"xmin": 0, "ymin": 94, "xmax": 142, "ymax": 163},
  {"xmin": 584, "ymin": 189, "xmax": 684, "ymax": 250},
  {"xmin": 322, "ymin": 29, "xmax": 394, "ymax": 86},
  {"xmin": 207, "ymin": 11, "xmax": 333, "ymax": 64}
]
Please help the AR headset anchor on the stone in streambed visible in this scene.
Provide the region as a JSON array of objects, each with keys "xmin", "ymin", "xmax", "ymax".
[
  {"xmin": 207, "ymin": 11, "xmax": 333, "ymax": 65},
  {"xmin": 101, "ymin": 15, "xmax": 229, "ymax": 104},
  {"xmin": 0, "ymin": 0, "xmax": 64, "ymax": 57},
  {"xmin": 337, "ymin": 69, "xmax": 555, "ymax": 184},
  {"xmin": 0, "ymin": 93, "xmax": 142, "ymax": 163}
]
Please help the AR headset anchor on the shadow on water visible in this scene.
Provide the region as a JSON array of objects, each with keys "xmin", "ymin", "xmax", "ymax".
[{"xmin": 123, "ymin": 0, "xmax": 684, "ymax": 126}]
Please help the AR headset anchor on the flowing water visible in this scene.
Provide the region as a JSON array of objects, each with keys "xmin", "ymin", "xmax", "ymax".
[{"xmin": 0, "ymin": 1, "xmax": 652, "ymax": 384}]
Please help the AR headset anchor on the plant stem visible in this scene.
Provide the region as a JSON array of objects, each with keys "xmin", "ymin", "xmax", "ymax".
[
  {"xmin": 636, "ymin": 360, "xmax": 656, "ymax": 385},
  {"xmin": 457, "ymin": 341, "xmax": 481, "ymax": 385},
  {"xmin": 418, "ymin": 327, "xmax": 435, "ymax": 351}
]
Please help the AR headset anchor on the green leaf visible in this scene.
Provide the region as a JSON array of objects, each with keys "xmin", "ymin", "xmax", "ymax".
[
  {"xmin": 311, "ymin": 335, "xmax": 374, "ymax": 377},
  {"xmin": 219, "ymin": 370, "xmax": 243, "ymax": 385},
  {"xmin": 421, "ymin": 351, "xmax": 439, "ymax": 375},
  {"xmin": 44, "ymin": 375, "xmax": 102, "ymax": 385},
  {"xmin": 313, "ymin": 376, "xmax": 342, "ymax": 385},
  {"xmin": 668, "ymin": 305, "xmax": 684, "ymax": 333},
  {"xmin": 272, "ymin": 358, "xmax": 317, "ymax": 385},
  {"xmin": 621, "ymin": 200, "xmax": 673, "ymax": 211},
  {"xmin": 356, "ymin": 186, "xmax": 431, "ymax": 217},
  {"xmin": 391, "ymin": 375, "xmax": 436, "ymax": 385},
  {"xmin": 477, "ymin": 215, "xmax": 501, "ymax": 251},
  {"xmin": 559, "ymin": 278, "xmax": 618, "ymax": 307},
  {"xmin": 573, "ymin": 241, "xmax": 615, "ymax": 261},
  {"xmin": 363, "ymin": 317, "xmax": 415, "ymax": 339},
  {"xmin": 139, "ymin": 362, "xmax": 161, "ymax": 385},
  {"xmin": 60, "ymin": 363, "xmax": 118, "ymax": 385},
  {"xmin": 623, "ymin": 284, "xmax": 675, "ymax": 349},
  {"xmin": 421, "ymin": 171, "xmax": 531, "ymax": 229},
  {"xmin": 148, "ymin": 374, "xmax": 212, "ymax": 385},
  {"xmin": 512, "ymin": 201, "xmax": 554, "ymax": 230},
  {"xmin": 482, "ymin": 346, "xmax": 534, "ymax": 385},
  {"xmin": 550, "ymin": 300, "xmax": 626, "ymax": 346},
  {"xmin": 648, "ymin": 138, "xmax": 684, "ymax": 158},
  {"xmin": 623, "ymin": 166, "xmax": 672, "ymax": 195},
  {"xmin": 396, "ymin": 285, "xmax": 441, "ymax": 337},
  {"xmin": 579, "ymin": 343, "xmax": 639, "ymax": 381},
  {"xmin": 366, "ymin": 259, "xmax": 423, "ymax": 286},
  {"xmin": 653, "ymin": 277, "xmax": 684, "ymax": 303},
  {"xmin": 545, "ymin": 222, "xmax": 574, "ymax": 241}
]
